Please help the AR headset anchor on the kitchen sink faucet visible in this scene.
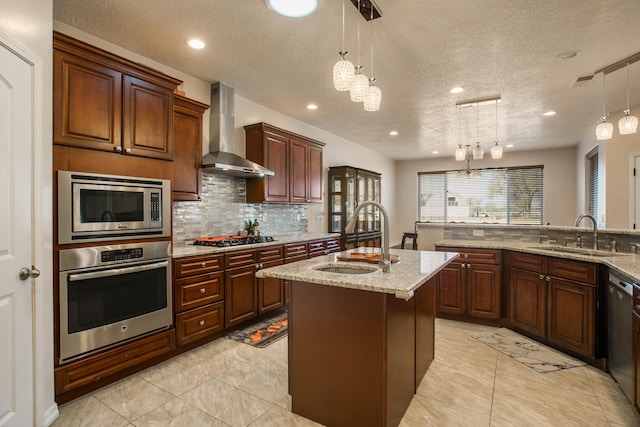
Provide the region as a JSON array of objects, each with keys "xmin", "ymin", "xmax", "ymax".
[
  {"xmin": 345, "ymin": 201, "xmax": 391, "ymax": 272},
  {"xmin": 574, "ymin": 214, "xmax": 598, "ymax": 250}
]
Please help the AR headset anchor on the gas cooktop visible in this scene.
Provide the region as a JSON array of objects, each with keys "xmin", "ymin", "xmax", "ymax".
[{"xmin": 193, "ymin": 235, "xmax": 276, "ymax": 247}]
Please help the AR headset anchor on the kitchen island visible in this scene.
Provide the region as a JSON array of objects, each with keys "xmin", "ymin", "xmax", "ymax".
[{"xmin": 256, "ymin": 248, "xmax": 458, "ymax": 427}]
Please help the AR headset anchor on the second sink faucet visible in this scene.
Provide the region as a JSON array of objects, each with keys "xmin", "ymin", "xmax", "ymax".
[
  {"xmin": 345, "ymin": 201, "xmax": 391, "ymax": 272},
  {"xmin": 574, "ymin": 214, "xmax": 598, "ymax": 250}
]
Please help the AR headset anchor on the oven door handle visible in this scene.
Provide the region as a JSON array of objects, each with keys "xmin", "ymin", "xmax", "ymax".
[{"xmin": 67, "ymin": 260, "xmax": 169, "ymax": 282}]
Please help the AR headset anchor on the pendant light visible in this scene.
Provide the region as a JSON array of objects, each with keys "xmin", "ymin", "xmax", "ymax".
[
  {"xmin": 455, "ymin": 106, "xmax": 466, "ymax": 160},
  {"xmin": 595, "ymin": 73, "xmax": 613, "ymax": 140},
  {"xmin": 472, "ymin": 104, "xmax": 484, "ymax": 160},
  {"xmin": 332, "ymin": 0, "xmax": 355, "ymax": 91},
  {"xmin": 363, "ymin": 6, "xmax": 381, "ymax": 111},
  {"xmin": 491, "ymin": 99, "xmax": 503, "ymax": 159},
  {"xmin": 350, "ymin": 0, "xmax": 369, "ymax": 102},
  {"xmin": 618, "ymin": 63, "xmax": 638, "ymax": 135}
]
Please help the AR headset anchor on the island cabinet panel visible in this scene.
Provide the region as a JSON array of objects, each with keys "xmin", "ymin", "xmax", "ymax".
[
  {"xmin": 53, "ymin": 32, "xmax": 180, "ymax": 161},
  {"xmin": 415, "ymin": 275, "xmax": 436, "ymax": 388},
  {"xmin": 435, "ymin": 247, "xmax": 502, "ymax": 322},
  {"xmin": 245, "ymin": 122, "xmax": 324, "ymax": 204},
  {"xmin": 289, "ymin": 281, "xmax": 417, "ymax": 427},
  {"xmin": 172, "ymin": 95, "xmax": 209, "ymax": 201},
  {"xmin": 506, "ymin": 250, "xmax": 601, "ymax": 359},
  {"xmin": 634, "ymin": 289, "xmax": 640, "ymax": 414}
]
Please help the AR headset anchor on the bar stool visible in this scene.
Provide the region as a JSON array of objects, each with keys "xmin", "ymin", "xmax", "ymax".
[{"xmin": 401, "ymin": 231, "xmax": 418, "ymax": 250}]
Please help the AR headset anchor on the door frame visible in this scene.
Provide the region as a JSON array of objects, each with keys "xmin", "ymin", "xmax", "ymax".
[{"xmin": 0, "ymin": 30, "xmax": 56, "ymax": 426}]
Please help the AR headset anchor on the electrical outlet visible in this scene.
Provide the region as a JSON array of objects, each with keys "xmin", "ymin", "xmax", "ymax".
[
  {"xmin": 261, "ymin": 212, "xmax": 266, "ymax": 222},
  {"xmin": 472, "ymin": 229, "xmax": 484, "ymax": 237},
  {"xmin": 296, "ymin": 213, "xmax": 301, "ymax": 221}
]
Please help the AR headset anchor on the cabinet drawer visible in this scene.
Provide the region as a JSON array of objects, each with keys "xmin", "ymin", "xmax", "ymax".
[
  {"xmin": 285, "ymin": 254, "xmax": 308, "ymax": 264},
  {"xmin": 174, "ymin": 254, "xmax": 224, "ymax": 278},
  {"xmin": 634, "ymin": 284, "xmax": 640, "ymax": 314},
  {"xmin": 547, "ymin": 257, "xmax": 596, "ymax": 284},
  {"xmin": 325, "ymin": 238, "xmax": 341, "ymax": 253},
  {"xmin": 308, "ymin": 239, "xmax": 325, "ymax": 256},
  {"xmin": 176, "ymin": 302, "xmax": 225, "ymax": 346},
  {"xmin": 258, "ymin": 245, "xmax": 283, "ymax": 262},
  {"xmin": 55, "ymin": 330, "xmax": 174, "ymax": 395},
  {"xmin": 510, "ymin": 251, "xmax": 545, "ymax": 272},
  {"xmin": 437, "ymin": 247, "xmax": 501, "ymax": 265},
  {"xmin": 225, "ymin": 250, "xmax": 257, "ymax": 269},
  {"xmin": 175, "ymin": 271, "xmax": 224, "ymax": 313},
  {"xmin": 284, "ymin": 242, "xmax": 308, "ymax": 258}
]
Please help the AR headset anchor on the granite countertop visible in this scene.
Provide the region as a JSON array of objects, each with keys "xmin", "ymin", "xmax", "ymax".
[
  {"xmin": 435, "ymin": 240, "xmax": 640, "ymax": 284},
  {"xmin": 255, "ymin": 247, "xmax": 458, "ymax": 300},
  {"xmin": 171, "ymin": 233, "xmax": 340, "ymax": 258}
]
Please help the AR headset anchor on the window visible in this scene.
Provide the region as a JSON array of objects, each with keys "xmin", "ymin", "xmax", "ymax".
[
  {"xmin": 418, "ymin": 166, "xmax": 544, "ymax": 224},
  {"xmin": 587, "ymin": 149, "xmax": 598, "ymax": 222}
]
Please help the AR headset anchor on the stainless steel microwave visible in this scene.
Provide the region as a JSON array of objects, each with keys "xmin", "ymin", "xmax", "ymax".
[{"xmin": 57, "ymin": 171, "xmax": 171, "ymax": 244}]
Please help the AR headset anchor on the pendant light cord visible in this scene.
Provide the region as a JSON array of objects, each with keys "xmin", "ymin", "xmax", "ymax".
[
  {"xmin": 356, "ymin": 0, "xmax": 361, "ymax": 67},
  {"xmin": 626, "ymin": 63, "xmax": 631, "ymax": 110},
  {"xmin": 369, "ymin": 6, "xmax": 374, "ymax": 77},
  {"xmin": 341, "ymin": 0, "xmax": 345, "ymax": 52},
  {"xmin": 495, "ymin": 99, "xmax": 498, "ymax": 141},
  {"xmin": 477, "ymin": 102, "xmax": 480, "ymax": 143},
  {"xmin": 602, "ymin": 73, "xmax": 608, "ymax": 118}
]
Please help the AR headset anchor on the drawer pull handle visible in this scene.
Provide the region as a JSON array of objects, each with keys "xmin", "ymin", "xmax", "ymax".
[
  {"xmin": 199, "ymin": 320, "xmax": 205, "ymax": 326},
  {"xmin": 539, "ymin": 274, "xmax": 545, "ymax": 280},
  {"xmin": 200, "ymin": 262, "xmax": 206, "ymax": 268},
  {"xmin": 200, "ymin": 288, "xmax": 206, "ymax": 294}
]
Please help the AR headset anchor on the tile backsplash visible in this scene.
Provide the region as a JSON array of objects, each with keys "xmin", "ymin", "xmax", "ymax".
[{"xmin": 172, "ymin": 173, "xmax": 308, "ymax": 243}]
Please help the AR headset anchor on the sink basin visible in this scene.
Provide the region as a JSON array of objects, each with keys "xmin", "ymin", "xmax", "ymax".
[
  {"xmin": 312, "ymin": 263, "xmax": 379, "ymax": 274},
  {"xmin": 530, "ymin": 245, "xmax": 626, "ymax": 257}
]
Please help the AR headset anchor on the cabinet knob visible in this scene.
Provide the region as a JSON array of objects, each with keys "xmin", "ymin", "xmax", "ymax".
[
  {"xmin": 124, "ymin": 147, "xmax": 132, "ymax": 153},
  {"xmin": 199, "ymin": 320, "xmax": 205, "ymax": 326},
  {"xmin": 114, "ymin": 146, "xmax": 122, "ymax": 152},
  {"xmin": 200, "ymin": 262, "xmax": 206, "ymax": 268},
  {"xmin": 539, "ymin": 274, "xmax": 545, "ymax": 280},
  {"xmin": 200, "ymin": 288, "xmax": 206, "ymax": 294},
  {"xmin": 464, "ymin": 254, "xmax": 469, "ymax": 258},
  {"xmin": 545, "ymin": 276, "xmax": 551, "ymax": 282}
]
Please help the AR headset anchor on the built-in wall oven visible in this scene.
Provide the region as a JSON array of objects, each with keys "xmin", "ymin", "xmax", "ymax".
[
  {"xmin": 57, "ymin": 171, "xmax": 171, "ymax": 244},
  {"xmin": 58, "ymin": 241, "xmax": 172, "ymax": 362}
]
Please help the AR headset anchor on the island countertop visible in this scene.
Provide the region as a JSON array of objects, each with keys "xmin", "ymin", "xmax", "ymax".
[{"xmin": 256, "ymin": 247, "xmax": 458, "ymax": 300}]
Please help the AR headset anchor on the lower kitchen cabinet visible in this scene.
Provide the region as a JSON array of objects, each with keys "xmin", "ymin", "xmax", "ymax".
[
  {"xmin": 258, "ymin": 259, "xmax": 285, "ymax": 314},
  {"xmin": 633, "ymin": 285, "xmax": 640, "ymax": 414},
  {"xmin": 435, "ymin": 247, "xmax": 502, "ymax": 322},
  {"xmin": 508, "ymin": 251, "xmax": 600, "ymax": 358},
  {"xmin": 225, "ymin": 261, "xmax": 259, "ymax": 328},
  {"xmin": 176, "ymin": 302, "xmax": 225, "ymax": 346}
]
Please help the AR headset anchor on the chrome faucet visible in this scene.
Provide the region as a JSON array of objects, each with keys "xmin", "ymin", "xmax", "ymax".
[
  {"xmin": 574, "ymin": 214, "xmax": 598, "ymax": 250},
  {"xmin": 345, "ymin": 201, "xmax": 391, "ymax": 272}
]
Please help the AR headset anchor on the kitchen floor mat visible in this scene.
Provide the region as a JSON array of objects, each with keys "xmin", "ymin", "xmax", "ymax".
[
  {"xmin": 471, "ymin": 328, "xmax": 587, "ymax": 373},
  {"xmin": 226, "ymin": 311, "xmax": 288, "ymax": 348}
]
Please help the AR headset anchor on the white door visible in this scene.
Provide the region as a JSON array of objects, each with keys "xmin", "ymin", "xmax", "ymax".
[{"xmin": 0, "ymin": 40, "xmax": 35, "ymax": 426}]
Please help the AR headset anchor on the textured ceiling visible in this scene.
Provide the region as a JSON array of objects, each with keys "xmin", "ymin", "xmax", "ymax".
[{"xmin": 53, "ymin": 0, "xmax": 640, "ymax": 160}]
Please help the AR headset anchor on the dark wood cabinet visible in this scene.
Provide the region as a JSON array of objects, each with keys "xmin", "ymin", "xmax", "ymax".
[
  {"xmin": 244, "ymin": 123, "xmax": 324, "ymax": 204},
  {"xmin": 632, "ymin": 285, "xmax": 640, "ymax": 414},
  {"xmin": 258, "ymin": 259, "xmax": 285, "ymax": 314},
  {"xmin": 225, "ymin": 250, "xmax": 259, "ymax": 328},
  {"xmin": 435, "ymin": 247, "xmax": 502, "ymax": 321},
  {"xmin": 508, "ymin": 250, "xmax": 599, "ymax": 358},
  {"xmin": 172, "ymin": 95, "xmax": 209, "ymax": 201},
  {"xmin": 328, "ymin": 166, "xmax": 382, "ymax": 250},
  {"xmin": 53, "ymin": 32, "xmax": 180, "ymax": 161}
]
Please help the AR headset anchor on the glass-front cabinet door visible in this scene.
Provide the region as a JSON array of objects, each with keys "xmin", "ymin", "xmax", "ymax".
[{"xmin": 329, "ymin": 174, "xmax": 342, "ymax": 233}]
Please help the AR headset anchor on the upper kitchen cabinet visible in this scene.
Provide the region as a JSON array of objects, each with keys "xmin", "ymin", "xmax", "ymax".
[
  {"xmin": 53, "ymin": 32, "xmax": 181, "ymax": 161},
  {"xmin": 244, "ymin": 123, "xmax": 324, "ymax": 204},
  {"xmin": 328, "ymin": 166, "xmax": 382, "ymax": 249},
  {"xmin": 173, "ymin": 95, "xmax": 209, "ymax": 201}
]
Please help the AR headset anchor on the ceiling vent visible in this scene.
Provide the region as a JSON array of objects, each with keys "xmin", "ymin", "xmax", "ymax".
[{"xmin": 569, "ymin": 75, "xmax": 595, "ymax": 88}]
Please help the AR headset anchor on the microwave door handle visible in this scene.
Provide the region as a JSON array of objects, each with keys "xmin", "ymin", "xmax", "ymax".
[{"xmin": 67, "ymin": 260, "xmax": 169, "ymax": 282}]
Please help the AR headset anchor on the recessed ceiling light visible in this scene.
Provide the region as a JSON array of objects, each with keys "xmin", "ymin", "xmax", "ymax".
[
  {"xmin": 542, "ymin": 111, "xmax": 556, "ymax": 116},
  {"xmin": 265, "ymin": 0, "xmax": 318, "ymax": 17},
  {"xmin": 389, "ymin": 131, "xmax": 398, "ymax": 136},
  {"xmin": 432, "ymin": 151, "xmax": 439, "ymax": 154},
  {"xmin": 450, "ymin": 87, "xmax": 464, "ymax": 94},
  {"xmin": 306, "ymin": 104, "xmax": 318, "ymax": 110},
  {"xmin": 506, "ymin": 144, "xmax": 514, "ymax": 148},
  {"xmin": 556, "ymin": 50, "xmax": 581, "ymax": 60},
  {"xmin": 188, "ymin": 39, "xmax": 205, "ymax": 49}
]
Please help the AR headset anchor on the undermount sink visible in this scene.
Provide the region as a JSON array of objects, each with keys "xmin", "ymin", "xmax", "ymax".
[
  {"xmin": 530, "ymin": 245, "xmax": 626, "ymax": 258},
  {"xmin": 312, "ymin": 263, "xmax": 379, "ymax": 275}
]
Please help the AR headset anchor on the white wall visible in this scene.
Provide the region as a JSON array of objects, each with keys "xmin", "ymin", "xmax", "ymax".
[
  {"xmin": 53, "ymin": 22, "xmax": 397, "ymax": 240},
  {"xmin": 577, "ymin": 104, "xmax": 640, "ymax": 229},
  {"xmin": 1, "ymin": 0, "xmax": 56, "ymax": 425},
  {"xmin": 395, "ymin": 147, "xmax": 578, "ymax": 236}
]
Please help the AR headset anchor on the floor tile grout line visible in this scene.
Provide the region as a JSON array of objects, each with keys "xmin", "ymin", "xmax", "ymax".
[{"xmin": 488, "ymin": 352, "xmax": 499, "ymax": 426}]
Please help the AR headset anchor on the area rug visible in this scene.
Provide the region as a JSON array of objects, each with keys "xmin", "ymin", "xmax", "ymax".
[
  {"xmin": 226, "ymin": 312, "xmax": 288, "ymax": 348},
  {"xmin": 471, "ymin": 328, "xmax": 587, "ymax": 373}
]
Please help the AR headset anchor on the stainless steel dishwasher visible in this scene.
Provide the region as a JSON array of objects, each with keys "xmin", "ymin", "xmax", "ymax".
[{"xmin": 607, "ymin": 271, "xmax": 634, "ymax": 402}]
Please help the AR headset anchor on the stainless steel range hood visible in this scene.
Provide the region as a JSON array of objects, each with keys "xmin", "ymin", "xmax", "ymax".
[{"xmin": 202, "ymin": 82, "xmax": 274, "ymax": 177}]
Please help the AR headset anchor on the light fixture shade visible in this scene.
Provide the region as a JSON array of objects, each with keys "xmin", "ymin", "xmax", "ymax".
[
  {"xmin": 363, "ymin": 82, "xmax": 381, "ymax": 111},
  {"xmin": 454, "ymin": 145, "xmax": 466, "ymax": 161},
  {"xmin": 491, "ymin": 141, "xmax": 503, "ymax": 159},
  {"xmin": 265, "ymin": 0, "xmax": 318, "ymax": 17},
  {"xmin": 350, "ymin": 72, "xmax": 369, "ymax": 102},
  {"xmin": 333, "ymin": 54, "xmax": 355, "ymax": 91},
  {"xmin": 472, "ymin": 142, "xmax": 484, "ymax": 160},
  {"xmin": 619, "ymin": 110, "xmax": 638, "ymax": 135},
  {"xmin": 595, "ymin": 118, "xmax": 613, "ymax": 140}
]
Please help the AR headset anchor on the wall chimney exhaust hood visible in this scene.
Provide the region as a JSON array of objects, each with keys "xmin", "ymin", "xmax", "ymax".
[{"xmin": 202, "ymin": 82, "xmax": 275, "ymax": 177}]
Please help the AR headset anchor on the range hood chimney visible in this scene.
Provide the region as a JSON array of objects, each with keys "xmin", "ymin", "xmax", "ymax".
[{"xmin": 202, "ymin": 82, "xmax": 274, "ymax": 177}]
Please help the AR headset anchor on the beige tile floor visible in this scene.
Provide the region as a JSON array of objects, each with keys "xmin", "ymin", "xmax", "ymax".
[{"xmin": 52, "ymin": 319, "xmax": 639, "ymax": 426}]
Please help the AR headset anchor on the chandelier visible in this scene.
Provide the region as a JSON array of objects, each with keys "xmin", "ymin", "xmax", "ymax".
[{"xmin": 454, "ymin": 96, "xmax": 503, "ymax": 163}]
